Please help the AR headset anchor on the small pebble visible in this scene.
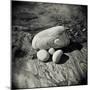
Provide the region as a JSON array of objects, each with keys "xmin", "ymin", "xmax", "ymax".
[
  {"xmin": 48, "ymin": 48, "xmax": 55, "ymax": 55},
  {"xmin": 52, "ymin": 50, "xmax": 63, "ymax": 64},
  {"xmin": 82, "ymin": 28, "xmax": 86, "ymax": 32},
  {"xmin": 37, "ymin": 49, "xmax": 50, "ymax": 62}
]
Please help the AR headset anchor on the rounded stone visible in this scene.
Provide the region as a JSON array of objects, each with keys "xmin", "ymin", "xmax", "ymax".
[
  {"xmin": 32, "ymin": 26, "xmax": 70, "ymax": 49},
  {"xmin": 52, "ymin": 50, "xmax": 63, "ymax": 64},
  {"xmin": 37, "ymin": 49, "xmax": 50, "ymax": 61},
  {"xmin": 48, "ymin": 48, "xmax": 55, "ymax": 55}
]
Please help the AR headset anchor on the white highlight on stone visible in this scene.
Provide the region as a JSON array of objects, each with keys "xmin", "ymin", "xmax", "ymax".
[{"xmin": 54, "ymin": 39, "xmax": 61, "ymax": 46}]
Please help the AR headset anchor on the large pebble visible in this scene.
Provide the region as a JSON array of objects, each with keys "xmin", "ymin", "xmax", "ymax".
[
  {"xmin": 37, "ymin": 49, "xmax": 50, "ymax": 62},
  {"xmin": 32, "ymin": 26, "xmax": 70, "ymax": 49},
  {"xmin": 52, "ymin": 50, "xmax": 63, "ymax": 63},
  {"xmin": 48, "ymin": 48, "xmax": 55, "ymax": 55}
]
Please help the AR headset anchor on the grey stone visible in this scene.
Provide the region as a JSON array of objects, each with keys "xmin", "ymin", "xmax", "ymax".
[{"xmin": 32, "ymin": 26, "xmax": 70, "ymax": 49}]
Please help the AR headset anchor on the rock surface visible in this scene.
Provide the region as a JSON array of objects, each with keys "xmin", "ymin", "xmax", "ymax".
[{"xmin": 12, "ymin": 44, "xmax": 87, "ymax": 88}]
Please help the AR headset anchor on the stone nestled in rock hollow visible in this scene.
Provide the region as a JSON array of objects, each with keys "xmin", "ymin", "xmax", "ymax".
[
  {"xmin": 52, "ymin": 50, "xmax": 63, "ymax": 64},
  {"xmin": 48, "ymin": 48, "xmax": 55, "ymax": 55},
  {"xmin": 37, "ymin": 49, "xmax": 50, "ymax": 61},
  {"xmin": 32, "ymin": 26, "xmax": 70, "ymax": 49}
]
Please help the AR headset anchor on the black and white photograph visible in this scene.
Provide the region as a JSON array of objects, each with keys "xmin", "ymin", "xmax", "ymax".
[{"xmin": 12, "ymin": 0, "xmax": 87, "ymax": 89}]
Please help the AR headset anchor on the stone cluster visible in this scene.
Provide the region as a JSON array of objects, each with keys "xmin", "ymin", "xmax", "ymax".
[{"xmin": 32, "ymin": 26, "xmax": 70, "ymax": 63}]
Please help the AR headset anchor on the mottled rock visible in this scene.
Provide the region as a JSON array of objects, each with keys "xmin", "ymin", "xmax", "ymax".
[
  {"xmin": 37, "ymin": 49, "xmax": 50, "ymax": 61},
  {"xmin": 52, "ymin": 50, "xmax": 63, "ymax": 63},
  {"xmin": 12, "ymin": 31, "xmax": 35, "ymax": 60},
  {"xmin": 48, "ymin": 48, "xmax": 55, "ymax": 55},
  {"xmin": 32, "ymin": 26, "xmax": 70, "ymax": 49},
  {"xmin": 12, "ymin": 44, "xmax": 87, "ymax": 88}
]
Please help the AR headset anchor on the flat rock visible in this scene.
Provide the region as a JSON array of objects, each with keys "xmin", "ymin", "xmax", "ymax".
[{"xmin": 12, "ymin": 44, "xmax": 87, "ymax": 88}]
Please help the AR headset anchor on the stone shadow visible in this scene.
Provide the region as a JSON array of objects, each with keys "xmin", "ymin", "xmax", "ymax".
[
  {"xmin": 55, "ymin": 41, "xmax": 83, "ymax": 64},
  {"xmin": 61, "ymin": 41, "xmax": 83, "ymax": 53},
  {"xmin": 57, "ymin": 54, "xmax": 69, "ymax": 64}
]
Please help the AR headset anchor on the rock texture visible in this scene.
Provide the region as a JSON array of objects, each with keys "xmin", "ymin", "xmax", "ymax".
[
  {"xmin": 12, "ymin": 1, "xmax": 87, "ymax": 89},
  {"xmin": 12, "ymin": 44, "xmax": 87, "ymax": 88}
]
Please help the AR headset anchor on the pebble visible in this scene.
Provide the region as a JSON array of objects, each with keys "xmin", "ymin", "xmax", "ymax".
[
  {"xmin": 32, "ymin": 26, "xmax": 70, "ymax": 49},
  {"xmin": 52, "ymin": 50, "xmax": 63, "ymax": 63},
  {"xmin": 37, "ymin": 49, "xmax": 50, "ymax": 62},
  {"xmin": 48, "ymin": 48, "xmax": 55, "ymax": 55}
]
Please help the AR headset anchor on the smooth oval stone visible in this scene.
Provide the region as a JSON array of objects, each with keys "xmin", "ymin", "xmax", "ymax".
[
  {"xmin": 52, "ymin": 50, "xmax": 63, "ymax": 64},
  {"xmin": 48, "ymin": 48, "xmax": 55, "ymax": 55},
  {"xmin": 32, "ymin": 26, "xmax": 70, "ymax": 49},
  {"xmin": 37, "ymin": 49, "xmax": 50, "ymax": 62}
]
